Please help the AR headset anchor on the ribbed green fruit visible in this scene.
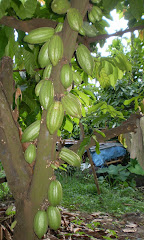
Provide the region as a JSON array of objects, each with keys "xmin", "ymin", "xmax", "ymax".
[
  {"xmin": 88, "ymin": 11, "xmax": 96, "ymax": 24},
  {"xmin": 38, "ymin": 41, "xmax": 51, "ymax": 68},
  {"xmin": 39, "ymin": 80, "xmax": 54, "ymax": 110},
  {"xmin": 55, "ymin": 23, "xmax": 64, "ymax": 33},
  {"xmin": 79, "ymin": 27, "xmax": 85, "ymax": 36},
  {"xmin": 21, "ymin": 120, "xmax": 41, "ymax": 143},
  {"xmin": 33, "ymin": 210, "xmax": 48, "ymax": 239},
  {"xmin": 60, "ymin": 64, "xmax": 73, "ymax": 89},
  {"xmin": 48, "ymin": 35, "xmax": 63, "ymax": 66},
  {"xmin": 73, "ymin": 71, "xmax": 82, "ymax": 85},
  {"xmin": 88, "ymin": 6, "xmax": 102, "ymax": 23},
  {"xmin": 43, "ymin": 64, "xmax": 52, "ymax": 80},
  {"xmin": 47, "ymin": 206, "xmax": 61, "ymax": 231},
  {"xmin": 76, "ymin": 44, "xmax": 94, "ymax": 76},
  {"xmin": 67, "ymin": 8, "xmax": 83, "ymax": 32},
  {"xmin": 82, "ymin": 22, "xmax": 98, "ymax": 37},
  {"xmin": 59, "ymin": 147, "xmax": 81, "ymax": 167},
  {"xmin": 24, "ymin": 144, "xmax": 36, "ymax": 164},
  {"xmin": 48, "ymin": 180, "xmax": 63, "ymax": 206},
  {"xmin": 46, "ymin": 101, "xmax": 64, "ymax": 135},
  {"xmin": 51, "ymin": 0, "xmax": 71, "ymax": 14},
  {"xmin": 61, "ymin": 93, "xmax": 81, "ymax": 119},
  {"xmin": 35, "ymin": 80, "xmax": 45, "ymax": 97},
  {"xmin": 24, "ymin": 27, "xmax": 54, "ymax": 44}
]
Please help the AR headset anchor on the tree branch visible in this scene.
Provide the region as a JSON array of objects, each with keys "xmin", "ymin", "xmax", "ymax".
[
  {"xmin": 0, "ymin": 16, "xmax": 143, "ymax": 42},
  {"xmin": 78, "ymin": 24, "xmax": 144, "ymax": 45},
  {"xmin": 71, "ymin": 113, "xmax": 141, "ymax": 152},
  {"xmin": 0, "ymin": 16, "xmax": 57, "ymax": 32}
]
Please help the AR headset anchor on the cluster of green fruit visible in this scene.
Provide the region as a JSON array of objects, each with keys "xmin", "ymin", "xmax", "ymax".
[
  {"xmin": 34, "ymin": 180, "xmax": 62, "ymax": 238},
  {"xmin": 21, "ymin": 0, "xmax": 103, "ymax": 237}
]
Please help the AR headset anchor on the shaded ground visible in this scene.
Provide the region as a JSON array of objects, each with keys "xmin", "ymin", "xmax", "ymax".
[{"xmin": 0, "ymin": 200, "xmax": 144, "ymax": 240}]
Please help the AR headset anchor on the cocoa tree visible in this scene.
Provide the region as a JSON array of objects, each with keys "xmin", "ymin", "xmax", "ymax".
[{"xmin": 0, "ymin": 0, "xmax": 144, "ymax": 239}]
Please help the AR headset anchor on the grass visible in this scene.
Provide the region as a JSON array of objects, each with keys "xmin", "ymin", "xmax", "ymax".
[{"xmin": 56, "ymin": 168, "xmax": 144, "ymax": 217}]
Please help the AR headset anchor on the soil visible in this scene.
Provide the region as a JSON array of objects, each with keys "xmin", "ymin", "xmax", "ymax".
[{"xmin": 0, "ymin": 200, "xmax": 144, "ymax": 240}]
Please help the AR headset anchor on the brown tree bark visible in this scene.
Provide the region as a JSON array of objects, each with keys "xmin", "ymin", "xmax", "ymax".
[{"xmin": 0, "ymin": 1, "xmax": 90, "ymax": 240}]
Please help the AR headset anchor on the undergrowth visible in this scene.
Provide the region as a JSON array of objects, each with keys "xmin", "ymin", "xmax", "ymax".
[{"xmin": 56, "ymin": 168, "xmax": 144, "ymax": 217}]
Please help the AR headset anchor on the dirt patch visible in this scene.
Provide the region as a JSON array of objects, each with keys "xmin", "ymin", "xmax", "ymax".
[{"xmin": 0, "ymin": 201, "xmax": 144, "ymax": 240}]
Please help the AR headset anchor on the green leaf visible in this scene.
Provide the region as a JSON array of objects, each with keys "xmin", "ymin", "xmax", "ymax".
[
  {"xmin": 94, "ymin": 129, "xmax": 106, "ymax": 138},
  {"xmin": 129, "ymin": 0, "xmax": 144, "ymax": 20},
  {"xmin": 63, "ymin": 118, "xmax": 73, "ymax": 133},
  {"xmin": 76, "ymin": 90, "xmax": 90, "ymax": 106},
  {"xmin": 0, "ymin": 0, "xmax": 10, "ymax": 19},
  {"xmin": 92, "ymin": 135, "xmax": 100, "ymax": 154},
  {"xmin": 83, "ymin": 89, "xmax": 95, "ymax": 100},
  {"xmin": 103, "ymin": 0, "xmax": 119, "ymax": 11},
  {"xmin": 124, "ymin": 97, "xmax": 136, "ymax": 106},
  {"xmin": 77, "ymin": 136, "xmax": 91, "ymax": 158},
  {"xmin": 128, "ymin": 164, "xmax": 144, "ymax": 176},
  {"xmin": 88, "ymin": 102, "xmax": 104, "ymax": 114},
  {"xmin": 81, "ymin": 106, "xmax": 86, "ymax": 117},
  {"xmin": 23, "ymin": 48, "xmax": 36, "ymax": 75},
  {"xmin": 11, "ymin": 0, "xmax": 37, "ymax": 19}
]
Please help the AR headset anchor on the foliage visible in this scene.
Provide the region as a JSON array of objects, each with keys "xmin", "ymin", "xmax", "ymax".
[
  {"xmin": 0, "ymin": 0, "xmax": 144, "ymax": 238},
  {"xmin": 57, "ymin": 169, "xmax": 144, "ymax": 216}
]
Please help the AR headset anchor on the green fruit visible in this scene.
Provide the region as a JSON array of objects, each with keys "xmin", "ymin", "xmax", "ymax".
[
  {"xmin": 51, "ymin": 0, "xmax": 71, "ymax": 14},
  {"xmin": 76, "ymin": 44, "xmax": 94, "ymax": 76},
  {"xmin": 35, "ymin": 80, "xmax": 45, "ymax": 97},
  {"xmin": 88, "ymin": 6, "xmax": 102, "ymax": 23},
  {"xmin": 79, "ymin": 27, "xmax": 85, "ymax": 36},
  {"xmin": 43, "ymin": 64, "xmax": 52, "ymax": 80},
  {"xmin": 91, "ymin": 0, "xmax": 101, "ymax": 3},
  {"xmin": 48, "ymin": 180, "xmax": 63, "ymax": 206},
  {"xmin": 24, "ymin": 144, "xmax": 36, "ymax": 164},
  {"xmin": 34, "ymin": 210, "xmax": 48, "ymax": 239},
  {"xmin": 82, "ymin": 22, "xmax": 98, "ymax": 37},
  {"xmin": 48, "ymin": 35, "xmax": 63, "ymax": 66},
  {"xmin": 60, "ymin": 64, "xmax": 73, "ymax": 89},
  {"xmin": 47, "ymin": 206, "xmax": 61, "ymax": 231},
  {"xmin": 73, "ymin": 71, "xmax": 82, "ymax": 85},
  {"xmin": 21, "ymin": 120, "xmax": 41, "ymax": 143},
  {"xmin": 59, "ymin": 147, "xmax": 81, "ymax": 167},
  {"xmin": 61, "ymin": 93, "xmax": 82, "ymax": 119},
  {"xmin": 67, "ymin": 8, "xmax": 83, "ymax": 32},
  {"xmin": 38, "ymin": 41, "xmax": 51, "ymax": 68},
  {"xmin": 24, "ymin": 27, "xmax": 54, "ymax": 44},
  {"xmin": 55, "ymin": 23, "xmax": 64, "ymax": 33},
  {"xmin": 88, "ymin": 11, "xmax": 96, "ymax": 23},
  {"xmin": 39, "ymin": 80, "xmax": 54, "ymax": 110},
  {"xmin": 46, "ymin": 101, "xmax": 64, "ymax": 135}
]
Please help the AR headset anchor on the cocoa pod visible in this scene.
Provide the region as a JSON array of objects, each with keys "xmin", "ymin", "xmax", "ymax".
[
  {"xmin": 39, "ymin": 80, "xmax": 54, "ymax": 110},
  {"xmin": 48, "ymin": 35, "xmax": 63, "ymax": 66},
  {"xmin": 46, "ymin": 101, "xmax": 64, "ymax": 134},
  {"xmin": 43, "ymin": 64, "xmax": 52, "ymax": 80},
  {"xmin": 61, "ymin": 93, "xmax": 81, "ymax": 119},
  {"xmin": 51, "ymin": 0, "xmax": 71, "ymax": 14},
  {"xmin": 21, "ymin": 120, "xmax": 41, "ymax": 143},
  {"xmin": 67, "ymin": 8, "xmax": 83, "ymax": 32},
  {"xmin": 59, "ymin": 147, "xmax": 81, "ymax": 167},
  {"xmin": 35, "ymin": 80, "xmax": 45, "ymax": 97},
  {"xmin": 24, "ymin": 27, "xmax": 54, "ymax": 44},
  {"xmin": 76, "ymin": 44, "xmax": 94, "ymax": 76},
  {"xmin": 60, "ymin": 64, "xmax": 73, "ymax": 89},
  {"xmin": 38, "ymin": 41, "xmax": 51, "ymax": 68}
]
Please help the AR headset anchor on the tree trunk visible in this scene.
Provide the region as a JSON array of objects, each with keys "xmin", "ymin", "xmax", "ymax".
[{"xmin": 0, "ymin": 2, "xmax": 90, "ymax": 239}]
